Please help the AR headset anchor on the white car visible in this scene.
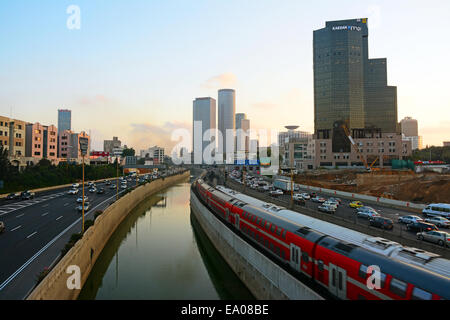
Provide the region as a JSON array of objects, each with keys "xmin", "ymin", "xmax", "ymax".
[
  {"xmin": 76, "ymin": 196, "xmax": 89, "ymax": 203},
  {"xmin": 67, "ymin": 188, "xmax": 79, "ymax": 195},
  {"xmin": 72, "ymin": 183, "xmax": 80, "ymax": 188},
  {"xmin": 398, "ymin": 215, "xmax": 423, "ymax": 224},
  {"xmin": 300, "ymin": 193, "xmax": 311, "ymax": 200},
  {"xmin": 323, "ymin": 201, "xmax": 338, "ymax": 210},
  {"xmin": 269, "ymin": 189, "xmax": 283, "ymax": 197}
]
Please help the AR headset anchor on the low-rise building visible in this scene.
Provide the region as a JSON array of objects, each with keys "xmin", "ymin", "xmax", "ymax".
[{"xmin": 25, "ymin": 123, "xmax": 58, "ymax": 163}]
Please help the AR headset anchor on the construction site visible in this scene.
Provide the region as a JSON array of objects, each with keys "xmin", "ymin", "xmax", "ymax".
[{"xmin": 293, "ymin": 169, "xmax": 450, "ymax": 204}]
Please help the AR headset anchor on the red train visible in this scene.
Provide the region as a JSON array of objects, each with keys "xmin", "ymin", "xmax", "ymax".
[{"xmin": 193, "ymin": 179, "xmax": 450, "ymax": 300}]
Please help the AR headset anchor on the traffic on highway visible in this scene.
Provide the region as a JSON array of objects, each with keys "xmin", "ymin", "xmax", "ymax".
[
  {"xmin": 226, "ymin": 169, "xmax": 450, "ymax": 251},
  {"xmin": 0, "ymin": 169, "xmax": 180, "ymax": 299}
]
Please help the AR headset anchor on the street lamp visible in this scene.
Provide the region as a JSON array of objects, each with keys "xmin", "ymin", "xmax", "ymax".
[{"xmin": 79, "ymin": 137, "xmax": 89, "ymax": 234}]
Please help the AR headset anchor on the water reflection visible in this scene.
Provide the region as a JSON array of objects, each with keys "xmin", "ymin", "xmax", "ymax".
[{"xmin": 78, "ymin": 182, "xmax": 253, "ymax": 300}]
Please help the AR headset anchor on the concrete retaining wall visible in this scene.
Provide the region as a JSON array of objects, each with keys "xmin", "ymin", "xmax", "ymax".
[
  {"xmin": 190, "ymin": 190, "xmax": 323, "ymax": 300},
  {"xmin": 27, "ymin": 170, "xmax": 190, "ymax": 300}
]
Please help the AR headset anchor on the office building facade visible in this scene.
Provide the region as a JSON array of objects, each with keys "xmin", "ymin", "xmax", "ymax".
[
  {"xmin": 193, "ymin": 97, "xmax": 216, "ymax": 164},
  {"xmin": 104, "ymin": 136, "xmax": 122, "ymax": 153},
  {"xmin": 57, "ymin": 109, "xmax": 71, "ymax": 133},
  {"xmin": 218, "ymin": 89, "xmax": 236, "ymax": 159}
]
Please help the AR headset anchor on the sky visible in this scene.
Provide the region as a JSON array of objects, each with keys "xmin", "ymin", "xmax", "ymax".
[{"xmin": 1, "ymin": 0, "xmax": 449, "ymax": 153}]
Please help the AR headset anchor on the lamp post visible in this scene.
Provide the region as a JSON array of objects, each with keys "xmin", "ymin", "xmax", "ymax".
[
  {"xmin": 116, "ymin": 156, "xmax": 119, "ymax": 201},
  {"xmin": 79, "ymin": 137, "xmax": 89, "ymax": 234}
]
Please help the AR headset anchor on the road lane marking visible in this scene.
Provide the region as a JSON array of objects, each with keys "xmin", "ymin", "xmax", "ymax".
[
  {"xmin": 10, "ymin": 225, "xmax": 22, "ymax": 232},
  {"xmin": 56, "ymin": 216, "xmax": 63, "ymax": 221},
  {"xmin": 41, "ymin": 212, "xmax": 49, "ymax": 217},
  {"xmin": 26, "ymin": 232, "xmax": 37, "ymax": 239},
  {"xmin": 16, "ymin": 214, "xmax": 24, "ymax": 218},
  {"xmin": 0, "ymin": 188, "xmax": 128, "ymax": 291},
  {"xmin": 64, "ymin": 203, "xmax": 69, "ymax": 207},
  {"xmin": 42, "ymin": 204, "xmax": 49, "ymax": 208}
]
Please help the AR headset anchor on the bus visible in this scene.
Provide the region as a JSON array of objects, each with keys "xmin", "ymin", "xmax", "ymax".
[{"xmin": 422, "ymin": 203, "xmax": 450, "ymax": 218}]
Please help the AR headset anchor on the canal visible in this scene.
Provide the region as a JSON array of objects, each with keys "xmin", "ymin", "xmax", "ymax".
[{"xmin": 78, "ymin": 179, "xmax": 254, "ymax": 300}]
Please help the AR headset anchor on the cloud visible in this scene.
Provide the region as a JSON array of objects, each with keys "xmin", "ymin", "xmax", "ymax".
[
  {"xmin": 78, "ymin": 94, "xmax": 110, "ymax": 105},
  {"xmin": 127, "ymin": 121, "xmax": 191, "ymax": 152},
  {"xmin": 202, "ymin": 72, "xmax": 237, "ymax": 89}
]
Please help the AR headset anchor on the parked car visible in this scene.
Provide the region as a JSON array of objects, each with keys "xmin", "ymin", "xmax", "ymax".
[
  {"xmin": 21, "ymin": 191, "xmax": 35, "ymax": 200},
  {"xmin": 67, "ymin": 188, "xmax": 79, "ymax": 195},
  {"xmin": 293, "ymin": 194, "xmax": 306, "ymax": 206},
  {"xmin": 406, "ymin": 221, "xmax": 438, "ymax": 232},
  {"xmin": 349, "ymin": 201, "xmax": 364, "ymax": 208},
  {"xmin": 357, "ymin": 210, "xmax": 380, "ymax": 219},
  {"xmin": 369, "ymin": 216, "xmax": 394, "ymax": 230},
  {"xmin": 398, "ymin": 215, "xmax": 424, "ymax": 225},
  {"xmin": 77, "ymin": 202, "xmax": 91, "ymax": 212},
  {"xmin": 96, "ymin": 188, "xmax": 105, "ymax": 194},
  {"xmin": 424, "ymin": 216, "xmax": 450, "ymax": 228},
  {"xmin": 0, "ymin": 221, "xmax": 5, "ymax": 233},
  {"xmin": 312, "ymin": 197, "xmax": 326, "ymax": 203},
  {"xmin": 6, "ymin": 193, "xmax": 20, "ymax": 200},
  {"xmin": 417, "ymin": 230, "xmax": 450, "ymax": 247},
  {"xmin": 76, "ymin": 196, "xmax": 89, "ymax": 203},
  {"xmin": 318, "ymin": 204, "xmax": 335, "ymax": 214}
]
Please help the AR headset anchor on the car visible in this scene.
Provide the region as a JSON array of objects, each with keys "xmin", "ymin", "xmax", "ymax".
[
  {"xmin": 293, "ymin": 195, "xmax": 306, "ymax": 206},
  {"xmin": 424, "ymin": 216, "xmax": 450, "ymax": 228},
  {"xmin": 269, "ymin": 189, "xmax": 283, "ymax": 197},
  {"xmin": 121, "ymin": 184, "xmax": 128, "ymax": 189},
  {"xmin": 357, "ymin": 210, "xmax": 380, "ymax": 219},
  {"xmin": 398, "ymin": 215, "xmax": 424, "ymax": 224},
  {"xmin": 96, "ymin": 188, "xmax": 105, "ymax": 194},
  {"xmin": 6, "ymin": 193, "xmax": 20, "ymax": 200},
  {"xmin": 357, "ymin": 206, "xmax": 378, "ymax": 214},
  {"xmin": 369, "ymin": 216, "xmax": 394, "ymax": 230},
  {"xmin": 311, "ymin": 197, "xmax": 326, "ymax": 203},
  {"xmin": 318, "ymin": 204, "xmax": 335, "ymax": 214},
  {"xmin": 406, "ymin": 221, "xmax": 438, "ymax": 233},
  {"xmin": 67, "ymin": 188, "xmax": 79, "ymax": 195},
  {"xmin": 300, "ymin": 193, "xmax": 311, "ymax": 200},
  {"xmin": 77, "ymin": 202, "xmax": 91, "ymax": 212},
  {"xmin": 105, "ymin": 180, "xmax": 111, "ymax": 185},
  {"xmin": 417, "ymin": 230, "xmax": 450, "ymax": 247},
  {"xmin": 21, "ymin": 191, "xmax": 35, "ymax": 200},
  {"xmin": 349, "ymin": 201, "xmax": 364, "ymax": 208},
  {"xmin": 76, "ymin": 196, "xmax": 89, "ymax": 203},
  {"xmin": 88, "ymin": 187, "xmax": 97, "ymax": 193},
  {"xmin": 72, "ymin": 183, "xmax": 80, "ymax": 188},
  {"xmin": 0, "ymin": 221, "xmax": 5, "ymax": 233},
  {"xmin": 323, "ymin": 201, "xmax": 338, "ymax": 210},
  {"xmin": 109, "ymin": 184, "xmax": 116, "ymax": 190}
]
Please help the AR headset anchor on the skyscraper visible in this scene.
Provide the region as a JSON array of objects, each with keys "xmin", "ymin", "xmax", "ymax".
[
  {"xmin": 313, "ymin": 18, "xmax": 398, "ymax": 142},
  {"xmin": 58, "ymin": 109, "xmax": 71, "ymax": 133},
  {"xmin": 193, "ymin": 97, "xmax": 216, "ymax": 164},
  {"xmin": 218, "ymin": 89, "xmax": 236, "ymax": 159}
]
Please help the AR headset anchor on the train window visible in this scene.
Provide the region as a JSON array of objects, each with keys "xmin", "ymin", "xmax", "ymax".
[
  {"xmin": 318, "ymin": 260, "xmax": 324, "ymax": 271},
  {"xmin": 282, "ymin": 230, "xmax": 287, "ymax": 239},
  {"xmin": 411, "ymin": 287, "xmax": 432, "ymax": 300},
  {"xmin": 253, "ymin": 216, "xmax": 257, "ymax": 223},
  {"xmin": 256, "ymin": 218, "xmax": 261, "ymax": 224},
  {"xmin": 265, "ymin": 223, "xmax": 271, "ymax": 231},
  {"xmin": 269, "ymin": 242, "xmax": 274, "ymax": 251},
  {"xmin": 276, "ymin": 228, "xmax": 282, "ymax": 236},
  {"xmin": 281, "ymin": 250, "xmax": 285, "ymax": 260},
  {"xmin": 271, "ymin": 225, "xmax": 276, "ymax": 233},
  {"xmin": 332, "ymin": 269, "xmax": 336, "ymax": 287},
  {"xmin": 302, "ymin": 252, "xmax": 309, "ymax": 262},
  {"xmin": 359, "ymin": 265, "xmax": 368, "ymax": 279},
  {"xmin": 380, "ymin": 273, "xmax": 386, "ymax": 288},
  {"xmin": 275, "ymin": 247, "xmax": 280, "ymax": 256},
  {"xmin": 265, "ymin": 239, "xmax": 269, "ymax": 247},
  {"xmin": 338, "ymin": 272, "xmax": 343, "ymax": 290},
  {"xmin": 260, "ymin": 220, "xmax": 264, "ymax": 227},
  {"xmin": 389, "ymin": 278, "xmax": 407, "ymax": 298}
]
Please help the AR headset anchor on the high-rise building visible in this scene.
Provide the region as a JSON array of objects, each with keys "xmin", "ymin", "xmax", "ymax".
[
  {"xmin": 193, "ymin": 97, "xmax": 216, "ymax": 164},
  {"xmin": 57, "ymin": 109, "xmax": 71, "ymax": 133},
  {"xmin": 218, "ymin": 89, "xmax": 236, "ymax": 159},
  {"xmin": 140, "ymin": 146, "xmax": 165, "ymax": 164},
  {"xmin": 400, "ymin": 117, "xmax": 422, "ymax": 150},
  {"xmin": 314, "ymin": 18, "xmax": 398, "ymax": 140},
  {"xmin": 235, "ymin": 113, "xmax": 250, "ymax": 154}
]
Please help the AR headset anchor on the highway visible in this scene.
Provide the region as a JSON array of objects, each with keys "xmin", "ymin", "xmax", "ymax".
[
  {"xmin": 217, "ymin": 170, "xmax": 450, "ymax": 257},
  {"xmin": 0, "ymin": 177, "xmax": 138, "ymax": 299}
]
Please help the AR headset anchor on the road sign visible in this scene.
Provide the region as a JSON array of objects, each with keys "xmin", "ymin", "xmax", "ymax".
[{"xmin": 79, "ymin": 137, "xmax": 89, "ymax": 156}]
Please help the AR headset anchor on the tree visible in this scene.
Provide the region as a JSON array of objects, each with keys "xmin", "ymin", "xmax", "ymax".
[
  {"xmin": 122, "ymin": 148, "xmax": 135, "ymax": 157},
  {"xmin": 0, "ymin": 145, "xmax": 10, "ymax": 181}
]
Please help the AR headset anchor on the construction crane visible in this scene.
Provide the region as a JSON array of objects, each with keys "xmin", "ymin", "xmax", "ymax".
[{"xmin": 341, "ymin": 124, "xmax": 371, "ymax": 172}]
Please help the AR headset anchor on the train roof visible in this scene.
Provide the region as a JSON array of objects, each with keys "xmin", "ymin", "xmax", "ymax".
[{"xmin": 215, "ymin": 184, "xmax": 450, "ymax": 279}]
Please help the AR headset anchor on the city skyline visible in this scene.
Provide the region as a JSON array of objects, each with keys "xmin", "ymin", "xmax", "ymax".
[{"xmin": 1, "ymin": 1, "xmax": 449, "ymax": 151}]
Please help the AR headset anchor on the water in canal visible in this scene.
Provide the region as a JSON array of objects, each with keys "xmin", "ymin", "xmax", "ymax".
[{"xmin": 78, "ymin": 179, "xmax": 254, "ymax": 300}]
